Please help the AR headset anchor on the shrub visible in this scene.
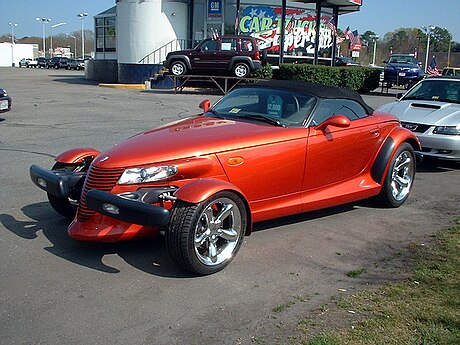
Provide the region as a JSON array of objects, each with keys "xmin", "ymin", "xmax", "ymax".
[
  {"xmin": 251, "ymin": 64, "xmax": 273, "ymax": 79},
  {"xmin": 276, "ymin": 63, "xmax": 380, "ymax": 92}
]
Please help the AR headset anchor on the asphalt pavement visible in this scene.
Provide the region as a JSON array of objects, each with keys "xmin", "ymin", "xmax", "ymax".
[{"xmin": 0, "ymin": 67, "xmax": 458, "ymax": 345}]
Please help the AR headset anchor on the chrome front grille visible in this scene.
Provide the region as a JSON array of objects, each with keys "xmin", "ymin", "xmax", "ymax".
[{"xmin": 77, "ymin": 165, "xmax": 124, "ymax": 222}]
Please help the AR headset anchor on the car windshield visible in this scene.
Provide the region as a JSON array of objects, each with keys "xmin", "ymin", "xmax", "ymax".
[
  {"xmin": 210, "ymin": 87, "xmax": 316, "ymax": 127},
  {"xmin": 389, "ymin": 56, "xmax": 418, "ymax": 64},
  {"xmin": 403, "ymin": 79, "xmax": 460, "ymax": 104}
]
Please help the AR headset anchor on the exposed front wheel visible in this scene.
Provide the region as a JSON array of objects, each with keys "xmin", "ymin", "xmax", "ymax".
[
  {"xmin": 169, "ymin": 61, "xmax": 187, "ymax": 76},
  {"xmin": 376, "ymin": 143, "xmax": 415, "ymax": 207},
  {"xmin": 166, "ymin": 191, "xmax": 247, "ymax": 275},
  {"xmin": 47, "ymin": 162, "xmax": 84, "ymax": 220},
  {"xmin": 233, "ymin": 62, "xmax": 250, "ymax": 77}
]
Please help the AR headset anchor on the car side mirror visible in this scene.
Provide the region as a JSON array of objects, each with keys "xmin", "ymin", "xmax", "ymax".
[
  {"xmin": 315, "ymin": 115, "xmax": 351, "ymax": 131},
  {"xmin": 396, "ymin": 92, "xmax": 405, "ymax": 100},
  {"xmin": 199, "ymin": 99, "xmax": 211, "ymax": 113}
]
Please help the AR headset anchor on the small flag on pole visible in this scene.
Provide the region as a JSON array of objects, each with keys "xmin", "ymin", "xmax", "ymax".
[{"xmin": 427, "ymin": 56, "xmax": 440, "ymax": 76}]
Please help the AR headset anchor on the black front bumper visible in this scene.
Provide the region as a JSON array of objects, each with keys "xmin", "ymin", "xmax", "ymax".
[
  {"xmin": 30, "ymin": 164, "xmax": 85, "ymax": 198},
  {"xmin": 85, "ymin": 189, "xmax": 172, "ymax": 229}
]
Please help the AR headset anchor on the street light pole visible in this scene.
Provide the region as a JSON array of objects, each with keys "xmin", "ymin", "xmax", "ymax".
[
  {"xmin": 371, "ymin": 35, "xmax": 379, "ymax": 66},
  {"xmin": 36, "ymin": 18, "xmax": 51, "ymax": 57},
  {"xmin": 422, "ymin": 25, "xmax": 435, "ymax": 74},
  {"xmin": 66, "ymin": 33, "xmax": 77, "ymax": 57},
  {"xmin": 77, "ymin": 13, "xmax": 88, "ymax": 59},
  {"xmin": 50, "ymin": 22, "xmax": 66, "ymax": 57},
  {"xmin": 8, "ymin": 22, "xmax": 18, "ymax": 67}
]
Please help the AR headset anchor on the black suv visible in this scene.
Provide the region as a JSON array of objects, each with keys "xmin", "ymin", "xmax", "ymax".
[
  {"xmin": 37, "ymin": 57, "xmax": 49, "ymax": 68},
  {"xmin": 164, "ymin": 35, "xmax": 265, "ymax": 78},
  {"xmin": 47, "ymin": 57, "xmax": 69, "ymax": 69}
]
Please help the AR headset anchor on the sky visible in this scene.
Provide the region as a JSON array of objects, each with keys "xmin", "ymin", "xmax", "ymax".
[
  {"xmin": 1, "ymin": 0, "xmax": 459, "ymax": 42},
  {"xmin": 1, "ymin": 0, "xmax": 116, "ymax": 38},
  {"xmin": 340, "ymin": 0, "xmax": 460, "ymax": 42}
]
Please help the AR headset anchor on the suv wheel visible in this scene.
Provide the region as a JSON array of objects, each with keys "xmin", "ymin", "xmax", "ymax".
[
  {"xmin": 233, "ymin": 62, "xmax": 250, "ymax": 78},
  {"xmin": 170, "ymin": 61, "xmax": 187, "ymax": 76}
]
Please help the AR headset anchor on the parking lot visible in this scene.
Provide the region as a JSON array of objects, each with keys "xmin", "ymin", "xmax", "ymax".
[{"xmin": 1, "ymin": 67, "xmax": 459, "ymax": 345}]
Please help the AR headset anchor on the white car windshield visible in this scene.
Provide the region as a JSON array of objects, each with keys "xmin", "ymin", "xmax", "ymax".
[{"xmin": 403, "ymin": 80, "xmax": 460, "ymax": 104}]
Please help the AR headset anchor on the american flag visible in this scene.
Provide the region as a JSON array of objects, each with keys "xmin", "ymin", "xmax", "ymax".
[
  {"xmin": 347, "ymin": 30, "xmax": 362, "ymax": 50},
  {"xmin": 325, "ymin": 21, "xmax": 338, "ymax": 37},
  {"xmin": 343, "ymin": 26, "xmax": 353, "ymax": 40},
  {"xmin": 427, "ymin": 56, "xmax": 440, "ymax": 76}
]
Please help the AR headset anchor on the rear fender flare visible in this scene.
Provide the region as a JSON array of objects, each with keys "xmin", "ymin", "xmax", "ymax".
[
  {"xmin": 55, "ymin": 147, "xmax": 100, "ymax": 165},
  {"xmin": 371, "ymin": 127, "xmax": 420, "ymax": 184},
  {"xmin": 229, "ymin": 57, "xmax": 254, "ymax": 71},
  {"xmin": 174, "ymin": 178, "xmax": 253, "ymax": 235}
]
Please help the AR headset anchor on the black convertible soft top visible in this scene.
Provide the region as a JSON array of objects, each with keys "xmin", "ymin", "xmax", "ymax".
[{"xmin": 243, "ymin": 79, "xmax": 374, "ymax": 114}]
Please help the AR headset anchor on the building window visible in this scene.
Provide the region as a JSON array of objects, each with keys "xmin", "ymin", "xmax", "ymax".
[{"xmin": 95, "ymin": 16, "xmax": 116, "ymax": 52}]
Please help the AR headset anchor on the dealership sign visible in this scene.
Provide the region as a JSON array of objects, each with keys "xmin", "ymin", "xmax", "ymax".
[
  {"xmin": 238, "ymin": 6, "xmax": 335, "ymax": 55},
  {"xmin": 208, "ymin": 0, "xmax": 222, "ymax": 17}
]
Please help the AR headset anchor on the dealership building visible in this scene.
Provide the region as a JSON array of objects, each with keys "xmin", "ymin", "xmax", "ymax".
[{"xmin": 87, "ymin": 0, "xmax": 362, "ymax": 83}]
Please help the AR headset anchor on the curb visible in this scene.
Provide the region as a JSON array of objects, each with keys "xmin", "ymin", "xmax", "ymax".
[{"xmin": 98, "ymin": 83, "xmax": 146, "ymax": 90}]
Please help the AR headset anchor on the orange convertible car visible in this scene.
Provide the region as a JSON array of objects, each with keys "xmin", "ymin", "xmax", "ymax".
[{"xmin": 30, "ymin": 80, "xmax": 420, "ymax": 275}]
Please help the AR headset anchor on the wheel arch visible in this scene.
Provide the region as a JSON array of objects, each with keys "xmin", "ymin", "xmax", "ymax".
[
  {"xmin": 168, "ymin": 56, "xmax": 192, "ymax": 71},
  {"xmin": 229, "ymin": 57, "xmax": 254, "ymax": 71},
  {"xmin": 174, "ymin": 178, "xmax": 253, "ymax": 235},
  {"xmin": 55, "ymin": 147, "xmax": 100, "ymax": 165},
  {"xmin": 371, "ymin": 127, "xmax": 420, "ymax": 184}
]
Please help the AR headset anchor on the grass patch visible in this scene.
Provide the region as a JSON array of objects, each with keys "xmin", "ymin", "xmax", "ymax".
[
  {"xmin": 298, "ymin": 220, "xmax": 460, "ymax": 345},
  {"xmin": 273, "ymin": 300, "xmax": 295, "ymax": 313},
  {"xmin": 346, "ymin": 268, "xmax": 366, "ymax": 278}
]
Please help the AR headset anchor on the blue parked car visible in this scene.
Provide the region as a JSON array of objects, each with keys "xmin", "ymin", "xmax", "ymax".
[{"xmin": 384, "ymin": 54, "xmax": 422, "ymax": 89}]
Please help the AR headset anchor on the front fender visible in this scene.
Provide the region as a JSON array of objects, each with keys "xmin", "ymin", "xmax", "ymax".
[
  {"xmin": 55, "ymin": 147, "xmax": 100, "ymax": 164},
  {"xmin": 371, "ymin": 127, "xmax": 420, "ymax": 184},
  {"xmin": 174, "ymin": 178, "xmax": 253, "ymax": 235}
]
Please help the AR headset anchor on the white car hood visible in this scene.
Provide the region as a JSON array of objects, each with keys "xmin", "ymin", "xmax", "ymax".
[{"xmin": 377, "ymin": 100, "xmax": 460, "ymax": 126}]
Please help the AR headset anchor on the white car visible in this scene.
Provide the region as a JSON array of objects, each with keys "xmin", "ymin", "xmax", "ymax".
[{"xmin": 376, "ymin": 77, "xmax": 460, "ymax": 161}]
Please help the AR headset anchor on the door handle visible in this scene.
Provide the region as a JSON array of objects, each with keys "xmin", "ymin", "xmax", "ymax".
[{"xmin": 370, "ymin": 128, "xmax": 380, "ymax": 137}]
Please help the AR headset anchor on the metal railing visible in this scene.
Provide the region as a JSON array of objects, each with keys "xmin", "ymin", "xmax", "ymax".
[{"xmin": 139, "ymin": 39, "xmax": 191, "ymax": 65}]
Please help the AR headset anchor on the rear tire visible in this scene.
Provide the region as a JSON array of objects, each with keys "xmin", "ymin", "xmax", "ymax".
[
  {"xmin": 375, "ymin": 143, "xmax": 415, "ymax": 208},
  {"xmin": 233, "ymin": 62, "xmax": 250, "ymax": 78},
  {"xmin": 166, "ymin": 191, "xmax": 247, "ymax": 275}
]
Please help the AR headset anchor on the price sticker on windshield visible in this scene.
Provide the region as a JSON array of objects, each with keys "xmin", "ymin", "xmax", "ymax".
[{"xmin": 267, "ymin": 95, "xmax": 283, "ymax": 117}]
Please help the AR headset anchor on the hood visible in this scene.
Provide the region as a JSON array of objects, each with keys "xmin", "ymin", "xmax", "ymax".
[
  {"xmin": 376, "ymin": 100, "xmax": 460, "ymax": 126},
  {"xmin": 93, "ymin": 115, "xmax": 307, "ymax": 168},
  {"xmin": 167, "ymin": 49, "xmax": 195, "ymax": 57}
]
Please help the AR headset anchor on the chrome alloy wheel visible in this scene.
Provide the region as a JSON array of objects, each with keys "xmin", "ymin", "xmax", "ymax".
[
  {"xmin": 193, "ymin": 197, "xmax": 242, "ymax": 266},
  {"xmin": 234, "ymin": 64, "xmax": 249, "ymax": 77},
  {"xmin": 171, "ymin": 62, "xmax": 185, "ymax": 75},
  {"xmin": 390, "ymin": 150, "xmax": 414, "ymax": 201}
]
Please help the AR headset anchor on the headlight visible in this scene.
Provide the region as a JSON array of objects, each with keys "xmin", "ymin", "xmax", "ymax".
[
  {"xmin": 433, "ymin": 126, "xmax": 460, "ymax": 135},
  {"xmin": 118, "ymin": 165, "xmax": 178, "ymax": 184}
]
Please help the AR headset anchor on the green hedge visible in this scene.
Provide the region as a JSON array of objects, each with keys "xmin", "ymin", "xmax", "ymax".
[
  {"xmin": 251, "ymin": 64, "xmax": 273, "ymax": 79},
  {"xmin": 276, "ymin": 64, "xmax": 381, "ymax": 92}
]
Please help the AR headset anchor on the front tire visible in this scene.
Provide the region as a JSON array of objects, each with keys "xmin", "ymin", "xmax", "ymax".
[
  {"xmin": 169, "ymin": 60, "xmax": 187, "ymax": 76},
  {"xmin": 233, "ymin": 62, "xmax": 250, "ymax": 77},
  {"xmin": 47, "ymin": 162, "xmax": 84, "ymax": 220},
  {"xmin": 166, "ymin": 191, "xmax": 247, "ymax": 275},
  {"xmin": 376, "ymin": 143, "xmax": 415, "ymax": 207}
]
